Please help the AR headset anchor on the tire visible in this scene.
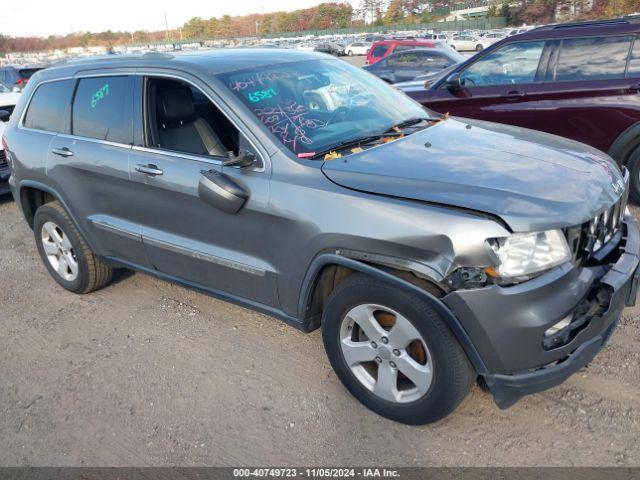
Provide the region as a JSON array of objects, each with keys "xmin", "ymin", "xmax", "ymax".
[
  {"xmin": 475, "ymin": 44, "xmax": 483, "ymax": 51},
  {"xmin": 34, "ymin": 201, "xmax": 114, "ymax": 294},
  {"xmin": 348, "ymin": 50, "xmax": 353, "ymax": 56},
  {"xmin": 322, "ymin": 274, "xmax": 475, "ymax": 425},
  {"xmin": 626, "ymin": 145, "xmax": 640, "ymax": 204}
]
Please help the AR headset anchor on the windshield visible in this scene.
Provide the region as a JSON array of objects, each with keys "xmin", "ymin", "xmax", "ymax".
[
  {"xmin": 217, "ymin": 59, "xmax": 431, "ymax": 156},
  {"xmin": 0, "ymin": 82, "xmax": 9, "ymax": 93}
]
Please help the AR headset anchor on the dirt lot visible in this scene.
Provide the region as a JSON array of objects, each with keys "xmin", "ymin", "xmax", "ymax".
[{"xmin": 1, "ymin": 192, "xmax": 640, "ymax": 467}]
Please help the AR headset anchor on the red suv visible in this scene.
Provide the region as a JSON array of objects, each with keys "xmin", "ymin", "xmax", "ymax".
[
  {"xmin": 406, "ymin": 16, "xmax": 640, "ymax": 200},
  {"xmin": 366, "ymin": 39, "xmax": 437, "ymax": 65}
]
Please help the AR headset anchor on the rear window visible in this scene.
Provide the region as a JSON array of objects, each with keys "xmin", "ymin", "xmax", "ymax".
[
  {"xmin": 23, "ymin": 79, "xmax": 74, "ymax": 133},
  {"xmin": 555, "ymin": 36, "xmax": 633, "ymax": 81},
  {"xmin": 371, "ymin": 45, "xmax": 389, "ymax": 57},
  {"xmin": 394, "ymin": 44, "xmax": 430, "ymax": 53},
  {"xmin": 72, "ymin": 76, "xmax": 133, "ymax": 144},
  {"xmin": 18, "ymin": 68, "xmax": 40, "ymax": 79}
]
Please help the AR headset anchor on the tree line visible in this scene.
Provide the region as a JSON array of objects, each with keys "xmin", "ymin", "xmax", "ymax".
[{"xmin": 1, "ymin": 0, "xmax": 638, "ymax": 55}]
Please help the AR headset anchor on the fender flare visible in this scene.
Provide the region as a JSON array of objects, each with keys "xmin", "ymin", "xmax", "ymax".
[
  {"xmin": 297, "ymin": 253, "xmax": 489, "ymax": 375},
  {"xmin": 608, "ymin": 121, "xmax": 640, "ymax": 165},
  {"xmin": 17, "ymin": 179, "xmax": 100, "ymax": 254}
]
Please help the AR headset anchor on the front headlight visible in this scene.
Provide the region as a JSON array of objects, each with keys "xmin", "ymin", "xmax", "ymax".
[{"xmin": 486, "ymin": 229, "xmax": 571, "ymax": 283}]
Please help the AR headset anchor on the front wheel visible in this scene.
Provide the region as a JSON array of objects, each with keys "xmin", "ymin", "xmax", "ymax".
[
  {"xmin": 322, "ymin": 274, "xmax": 475, "ymax": 424},
  {"xmin": 475, "ymin": 44, "xmax": 483, "ymax": 51},
  {"xmin": 348, "ymin": 50, "xmax": 353, "ymax": 56}
]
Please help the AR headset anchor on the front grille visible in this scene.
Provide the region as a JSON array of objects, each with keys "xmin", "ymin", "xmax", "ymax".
[
  {"xmin": 0, "ymin": 149, "xmax": 6, "ymax": 168},
  {"xmin": 565, "ymin": 169, "xmax": 629, "ymax": 264}
]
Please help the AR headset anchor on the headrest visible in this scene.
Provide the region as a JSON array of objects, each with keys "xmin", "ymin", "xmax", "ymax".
[{"xmin": 159, "ymin": 87, "xmax": 195, "ymax": 122}]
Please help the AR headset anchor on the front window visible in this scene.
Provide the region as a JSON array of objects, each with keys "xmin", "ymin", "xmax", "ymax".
[
  {"xmin": 459, "ymin": 40, "xmax": 545, "ymax": 87},
  {"xmin": 218, "ymin": 59, "xmax": 431, "ymax": 156},
  {"xmin": 0, "ymin": 82, "xmax": 10, "ymax": 93}
]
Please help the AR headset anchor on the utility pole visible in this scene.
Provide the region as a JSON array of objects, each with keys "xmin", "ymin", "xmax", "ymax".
[
  {"xmin": 255, "ymin": 21, "xmax": 260, "ymax": 36},
  {"xmin": 164, "ymin": 11, "xmax": 170, "ymax": 41}
]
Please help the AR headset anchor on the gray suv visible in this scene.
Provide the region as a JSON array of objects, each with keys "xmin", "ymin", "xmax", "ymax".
[{"xmin": 3, "ymin": 50, "xmax": 639, "ymax": 424}]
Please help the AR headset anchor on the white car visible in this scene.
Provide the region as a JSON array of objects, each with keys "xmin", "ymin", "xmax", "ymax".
[
  {"xmin": 448, "ymin": 35, "xmax": 491, "ymax": 52},
  {"xmin": 295, "ymin": 43, "xmax": 316, "ymax": 52},
  {"xmin": 345, "ymin": 42, "xmax": 371, "ymax": 56},
  {"xmin": 482, "ymin": 32, "xmax": 507, "ymax": 45},
  {"xmin": 0, "ymin": 81, "xmax": 20, "ymax": 112},
  {"xmin": 0, "ymin": 81, "xmax": 20, "ymax": 194}
]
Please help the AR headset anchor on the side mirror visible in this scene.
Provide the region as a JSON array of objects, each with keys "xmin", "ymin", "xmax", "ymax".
[
  {"xmin": 12, "ymin": 87, "xmax": 21, "ymax": 93},
  {"xmin": 222, "ymin": 149, "xmax": 256, "ymax": 168},
  {"xmin": 0, "ymin": 110, "xmax": 10, "ymax": 122},
  {"xmin": 444, "ymin": 73, "xmax": 462, "ymax": 91}
]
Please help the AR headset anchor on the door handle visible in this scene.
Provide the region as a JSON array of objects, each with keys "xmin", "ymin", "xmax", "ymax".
[
  {"xmin": 500, "ymin": 90, "xmax": 526, "ymax": 100},
  {"xmin": 135, "ymin": 164, "xmax": 164, "ymax": 176},
  {"xmin": 51, "ymin": 147, "xmax": 73, "ymax": 157}
]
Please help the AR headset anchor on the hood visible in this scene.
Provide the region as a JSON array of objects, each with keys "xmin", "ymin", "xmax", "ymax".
[{"xmin": 321, "ymin": 118, "xmax": 625, "ymax": 232}]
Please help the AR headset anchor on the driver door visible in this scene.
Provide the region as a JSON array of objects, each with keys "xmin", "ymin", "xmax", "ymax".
[
  {"xmin": 129, "ymin": 73, "xmax": 278, "ymax": 307},
  {"xmin": 423, "ymin": 40, "xmax": 551, "ymax": 127}
]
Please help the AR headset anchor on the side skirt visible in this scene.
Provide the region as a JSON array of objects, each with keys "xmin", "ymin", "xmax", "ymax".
[{"xmin": 103, "ymin": 256, "xmax": 306, "ymax": 331}]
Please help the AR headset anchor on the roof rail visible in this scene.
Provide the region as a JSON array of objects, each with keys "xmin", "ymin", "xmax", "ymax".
[{"xmin": 532, "ymin": 16, "xmax": 639, "ymax": 31}]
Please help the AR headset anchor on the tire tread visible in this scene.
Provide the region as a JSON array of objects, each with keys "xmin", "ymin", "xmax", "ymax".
[{"xmin": 36, "ymin": 201, "xmax": 113, "ymax": 294}]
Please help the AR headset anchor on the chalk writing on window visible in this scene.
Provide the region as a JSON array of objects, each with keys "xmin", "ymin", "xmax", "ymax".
[
  {"xmin": 254, "ymin": 101, "xmax": 325, "ymax": 152},
  {"xmin": 248, "ymin": 88, "xmax": 277, "ymax": 103},
  {"xmin": 229, "ymin": 72, "xmax": 292, "ymax": 92},
  {"xmin": 91, "ymin": 84, "xmax": 109, "ymax": 108}
]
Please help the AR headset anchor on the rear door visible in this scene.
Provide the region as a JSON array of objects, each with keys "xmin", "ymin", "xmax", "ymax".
[{"xmin": 47, "ymin": 72, "xmax": 149, "ymax": 265}]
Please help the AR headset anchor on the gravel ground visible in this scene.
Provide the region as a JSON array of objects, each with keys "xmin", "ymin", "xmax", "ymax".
[{"xmin": 0, "ymin": 192, "xmax": 639, "ymax": 467}]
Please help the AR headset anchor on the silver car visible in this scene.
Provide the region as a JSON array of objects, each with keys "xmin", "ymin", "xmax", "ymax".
[{"xmin": 3, "ymin": 49, "xmax": 638, "ymax": 424}]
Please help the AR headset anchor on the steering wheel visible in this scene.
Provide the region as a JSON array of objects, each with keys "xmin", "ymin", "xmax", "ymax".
[{"xmin": 326, "ymin": 106, "xmax": 350, "ymax": 125}]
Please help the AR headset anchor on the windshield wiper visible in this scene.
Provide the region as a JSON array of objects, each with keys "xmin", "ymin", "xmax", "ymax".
[
  {"xmin": 309, "ymin": 134, "xmax": 400, "ymax": 160},
  {"xmin": 384, "ymin": 116, "xmax": 439, "ymax": 133}
]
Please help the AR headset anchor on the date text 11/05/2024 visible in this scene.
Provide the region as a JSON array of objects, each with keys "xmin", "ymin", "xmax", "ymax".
[{"xmin": 232, "ymin": 468, "xmax": 400, "ymax": 478}]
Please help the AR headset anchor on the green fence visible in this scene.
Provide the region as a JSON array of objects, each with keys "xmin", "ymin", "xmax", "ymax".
[
  {"xmin": 261, "ymin": 17, "xmax": 507, "ymax": 39},
  {"xmin": 128, "ymin": 17, "xmax": 507, "ymax": 49}
]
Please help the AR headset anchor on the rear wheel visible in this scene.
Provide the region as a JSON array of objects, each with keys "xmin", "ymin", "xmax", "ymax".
[
  {"xmin": 475, "ymin": 44, "xmax": 483, "ymax": 51},
  {"xmin": 322, "ymin": 274, "xmax": 475, "ymax": 424},
  {"xmin": 34, "ymin": 201, "xmax": 114, "ymax": 294}
]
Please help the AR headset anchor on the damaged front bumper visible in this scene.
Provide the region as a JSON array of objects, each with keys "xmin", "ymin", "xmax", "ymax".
[{"xmin": 443, "ymin": 214, "xmax": 640, "ymax": 409}]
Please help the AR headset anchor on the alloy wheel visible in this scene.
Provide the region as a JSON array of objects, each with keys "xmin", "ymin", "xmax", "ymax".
[
  {"xmin": 41, "ymin": 221, "xmax": 79, "ymax": 282},
  {"xmin": 339, "ymin": 303, "xmax": 433, "ymax": 403}
]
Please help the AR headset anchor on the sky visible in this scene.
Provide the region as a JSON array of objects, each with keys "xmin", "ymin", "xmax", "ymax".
[{"xmin": 0, "ymin": 0, "xmax": 358, "ymax": 38}]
